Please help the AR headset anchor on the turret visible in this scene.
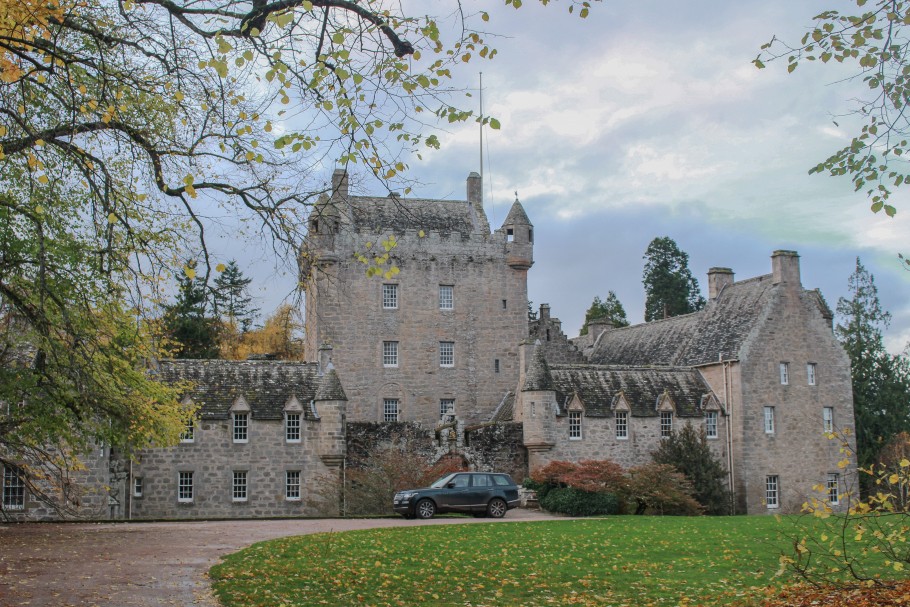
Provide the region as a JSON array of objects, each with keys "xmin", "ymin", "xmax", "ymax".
[
  {"xmin": 519, "ymin": 342, "xmax": 555, "ymax": 452},
  {"xmin": 314, "ymin": 364, "xmax": 347, "ymax": 469},
  {"xmin": 500, "ymin": 195, "xmax": 534, "ymax": 270}
]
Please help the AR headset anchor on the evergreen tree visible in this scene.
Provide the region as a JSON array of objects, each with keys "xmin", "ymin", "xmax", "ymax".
[
  {"xmin": 642, "ymin": 237, "xmax": 706, "ymax": 322},
  {"xmin": 579, "ymin": 292, "xmax": 629, "ymax": 335},
  {"xmin": 836, "ymin": 258, "xmax": 910, "ymax": 475},
  {"xmin": 162, "ymin": 264, "xmax": 220, "ymax": 359},
  {"xmin": 652, "ymin": 423, "xmax": 731, "ymax": 515},
  {"xmin": 213, "ymin": 260, "xmax": 259, "ymax": 332}
]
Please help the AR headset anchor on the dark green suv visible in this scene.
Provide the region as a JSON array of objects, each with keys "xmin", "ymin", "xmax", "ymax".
[{"xmin": 393, "ymin": 472, "xmax": 520, "ymax": 519}]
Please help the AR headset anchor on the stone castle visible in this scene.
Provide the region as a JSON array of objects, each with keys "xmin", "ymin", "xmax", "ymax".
[{"xmin": 2, "ymin": 170, "xmax": 856, "ymax": 519}]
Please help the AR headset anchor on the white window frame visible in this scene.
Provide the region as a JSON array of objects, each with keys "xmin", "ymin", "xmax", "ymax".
[
  {"xmin": 780, "ymin": 362, "xmax": 789, "ymax": 385},
  {"xmin": 766, "ymin": 475, "xmax": 779, "ymax": 509},
  {"xmin": 764, "ymin": 406, "xmax": 775, "ymax": 434},
  {"xmin": 827, "ymin": 473, "xmax": 840, "ymax": 505},
  {"xmin": 382, "ymin": 283, "xmax": 398, "ymax": 309},
  {"xmin": 439, "ymin": 285, "xmax": 454, "ymax": 310},
  {"xmin": 2, "ymin": 465, "xmax": 25, "ymax": 511},
  {"xmin": 569, "ymin": 410, "xmax": 582, "ymax": 440},
  {"xmin": 660, "ymin": 411, "xmax": 673, "ymax": 438},
  {"xmin": 232, "ymin": 470, "xmax": 248, "ymax": 502},
  {"xmin": 177, "ymin": 471, "xmax": 194, "ymax": 503},
  {"xmin": 705, "ymin": 411, "xmax": 718, "ymax": 439},
  {"xmin": 383, "ymin": 398, "xmax": 400, "ymax": 422},
  {"xmin": 439, "ymin": 341, "xmax": 455, "ymax": 368},
  {"xmin": 233, "ymin": 412, "xmax": 249, "ymax": 443},
  {"xmin": 286, "ymin": 470, "xmax": 301, "ymax": 501},
  {"xmin": 807, "ymin": 363, "xmax": 817, "ymax": 386},
  {"xmin": 615, "ymin": 410, "xmax": 628, "ymax": 440},
  {"xmin": 285, "ymin": 412, "xmax": 301, "ymax": 443},
  {"xmin": 133, "ymin": 477, "xmax": 143, "ymax": 498},
  {"xmin": 180, "ymin": 418, "xmax": 195, "ymax": 443},
  {"xmin": 823, "ymin": 407, "xmax": 834, "ymax": 433},
  {"xmin": 382, "ymin": 341, "xmax": 399, "ymax": 368},
  {"xmin": 439, "ymin": 399, "xmax": 455, "ymax": 420}
]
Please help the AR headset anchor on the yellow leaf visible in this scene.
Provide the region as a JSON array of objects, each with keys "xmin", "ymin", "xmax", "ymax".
[
  {"xmin": 108, "ymin": 212, "xmax": 117, "ymax": 223},
  {"xmin": 216, "ymin": 263, "xmax": 226, "ymax": 273},
  {"xmin": 184, "ymin": 266, "xmax": 196, "ymax": 279},
  {"xmin": 38, "ymin": 175, "xmax": 48, "ymax": 184},
  {"xmin": 175, "ymin": 91, "xmax": 185, "ymax": 102}
]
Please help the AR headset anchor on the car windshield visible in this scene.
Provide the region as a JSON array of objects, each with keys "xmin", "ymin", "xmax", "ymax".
[{"xmin": 430, "ymin": 473, "xmax": 457, "ymax": 488}]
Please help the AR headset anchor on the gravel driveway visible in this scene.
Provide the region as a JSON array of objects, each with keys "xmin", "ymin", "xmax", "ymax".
[{"xmin": 0, "ymin": 509, "xmax": 555, "ymax": 607}]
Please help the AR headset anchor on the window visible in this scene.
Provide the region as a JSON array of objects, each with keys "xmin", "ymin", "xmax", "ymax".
[
  {"xmin": 232, "ymin": 471, "xmax": 247, "ymax": 502},
  {"xmin": 383, "ymin": 398, "xmax": 400, "ymax": 422},
  {"xmin": 807, "ymin": 363, "xmax": 817, "ymax": 386},
  {"xmin": 569, "ymin": 410, "xmax": 582, "ymax": 440},
  {"xmin": 705, "ymin": 411, "xmax": 718, "ymax": 439},
  {"xmin": 827, "ymin": 473, "xmax": 840, "ymax": 505},
  {"xmin": 502, "ymin": 299, "xmax": 507, "ymax": 310},
  {"xmin": 382, "ymin": 341, "xmax": 399, "ymax": 367},
  {"xmin": 779, "ymin": 362, "xmax": 789, "ymax": 385},
  {"xmin": 506, "ymin": 228, "xmax": 514, "ymax": 242},
  {"xmin": 286, "ymin": 412, "xmax": 301, "ymax": 443},
  {"xmin": 615, "ymin": 411, "xmax": 628, "ymax": 439},
  {"xmin": 440, "ymin": 399, "xmax": 455, "ymax": 420},
  {"xmin": 133, "ymin": 477, "xmax": 143, "ymax": 498},
  {"xmin": 180, "ymin": 417, "xmax": 195, "ymax": 443},
  {"xmin": 439, "ymin": 341, "xmax": 454, "ymax": 367},
  {"xmin": 178, "ymin": 471, "xmax": 193, "ymax": 502},
  {"xmin": 529, "ymin": 228, "xmax": 534, "ymax": 243},
  {"xmin": 233, "ymin": 412, "xmax": 249, "ymax": 443},
  {"xmin": 2, "ymin": 465, "xmax": 25, "ymax": 510},
  {"xmin": 660, "ymin": 411, "xmax": 673, "ymax": 438},
  {"xmin": 439, "ymin": 285, "xmax": 454, "ymax": 310},
  {"xmin": 823, "ymin": 407, "xmax": 834, "ymax": 433},
  {"xmin": 766, "ymin": 475, "xmax": 779, "ymax": 509},
  {"xmin": 286, "ymin": 471, "xmax": 301, "ymax": 501},
  {"xmin": 764, "ymin": 406, "xmax": 775, "ymax": 434},
  {"xmin": 382, "ymin": 284, "xmax": 398, "ymax": 309},
  {"xmin": 494, "ymin": 359, "xmax": 500, "ymax": 373}
]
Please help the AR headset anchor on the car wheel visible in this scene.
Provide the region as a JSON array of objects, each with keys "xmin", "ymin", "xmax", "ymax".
[
  {"xmin": 415, "ymin": 498, "xmax": 436, "ymax": 519},
  {"xmin": 487, "ymin": 498, "xmax": 507, "ymax": 518}
]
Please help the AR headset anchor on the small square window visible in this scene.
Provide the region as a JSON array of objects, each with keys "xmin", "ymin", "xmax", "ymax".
[
  {"xmin": 286, "ymin": 412, "xmax": 301, "ymax": 443},
  {"xmin": 705, "ymin": 411, "xmax": 718, "ymax": 439},
  {"xmin": 178, "ymin": 471, "xmax": 193, "ymax": 503},
  {"xmin": 133, "ymin": 477, "xmax": 143, "ymax": 498},
  {"xmin": 383, "ymin": 399, "xmax": 400, "ymax": 422},
  {"xmin": 780, "ymin": 362, "xmax": 789, "ymax": 385},
  {"xmin": 233, "ymin": 412, "xmax": 249, "ymax": 443},
  {"xmin": 383, "ymin": 341, "xmax": 399, "ymax": 367},
  {"xmin": 660, "ymin": 411, "xmax": 673, "ymax": 438},
  {"xmin": 764, "ymin": 406, "xmax": 775, "ymax": 434},
  {"xmin": 440, "ymin": 399, "xmax": 455, "ymax": 420},
  {"xmin": 807, "ymin": 363, "xmax": 817, "ymax": 386},
  {"xmin": 766, "ymin": 475, "xmax": 779, "ymax": 509},
  {"xmin": 2, "ymin": 465, "xmax": 26, "ymax": 510},
  {"xmin": 827, "ymin": 473, "xmax": 839, "ymax": 505},
  {"xmin": 232, "ymin": 471, "xmax": 248, "ymax": 502},
  {"xmin": 180, "ymin": 418, "xmax": 195, "ymax": 443},
  {"xmin": 382, "ymin": 284, "xmax": 398, "ymax": 309},
  {"xmin": 823, "ymin": 407, "xmax": 834, "ymax": 433},
  {"xmin": 439, "ymin": 341, "xmax": 454, "ymax": 367},
  {"xmin": 286, "ymin": 471, "xmax": 301, "ymax": 501},
  {"xmin": 569, "ymin": 410, "xmax": 582, "ymax": 440},
  {"xmin": 439, "ymin": 285, "xmax": 454, "ymax": 310},
  {"xmin": 615, "ymin": 411, "xmax": 628, "ymax": 439}
]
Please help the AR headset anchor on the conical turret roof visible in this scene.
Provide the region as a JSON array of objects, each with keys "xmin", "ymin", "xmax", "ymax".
[
  {"xmin": 315, "ymin": 366, "xmax": 347, "ymax": 401},
  {"xmin": 502, "ymin": 197, "xmax": 531, "ymax": 227},
  {"xmin": 523, "ymin": 343, "xmax": 554, "ymax": 391}
]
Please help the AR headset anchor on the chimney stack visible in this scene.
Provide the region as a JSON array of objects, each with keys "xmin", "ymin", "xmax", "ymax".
[
  {"xmin": 771, "ymin": 250, "xmax": 801, "ymax": 286},
  {"xmin": 707, "ymin": 267, "xmax": 734, "ymax": 299},
  {"xmin": 331, "ymin": 168, "xmax": 348, "ymax": 199}
]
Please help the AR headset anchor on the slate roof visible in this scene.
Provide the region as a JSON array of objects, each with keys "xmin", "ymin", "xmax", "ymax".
[
  {"xmin": 523, "ymin": 345, "xmax": 555, "ymax": 391},
  {"xmin": 549, "ymin": 364, "xmax": 712, "ymax": 418},
  {"xmin": 155, "ymin": 360, "xmax": 321, "ymax": 420},
  {"xmin": 489, "ymin": 392, "xmax": 515, "ymax": 423},
  {"xmin": 503, "ymin": 199, "xmax": 532, "ymax": 226},
  {"xmin": 590, "ymin": 274, "xmax": 776, "ymax": 367},
  {"xmin": 347, "ymin": 195, "xmax": 477, "ymax": 236}
]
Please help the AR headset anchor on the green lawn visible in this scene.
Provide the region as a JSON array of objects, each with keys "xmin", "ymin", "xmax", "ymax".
[{"xmin": 208, "ymin": 516, "xmax": 892, "ymax": 607}]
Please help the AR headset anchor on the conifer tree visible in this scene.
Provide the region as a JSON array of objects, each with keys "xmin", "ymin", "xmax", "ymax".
[
  {"xmin": 213, "ymin": 260, "xmax": 259, "ymax": 333},
  {"xmin": 162, "ymin": 264, "xmax": 220, "ymax": 359},
  {"xmin": 579, "ymin": 292, "xmax": 629, "ymax": 335},
  {"xmin": 642, "ymin": 237, "xmax": 706, "ymax": 321}
]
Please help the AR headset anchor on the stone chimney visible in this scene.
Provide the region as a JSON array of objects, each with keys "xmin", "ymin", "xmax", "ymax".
[
  {"xmin": 317, "ymin": 342, "xmax": 334, "ymax": 376},
  {"xmin": 466, "ymin": 172, "xmax": 490, "ymax": 234},
  {"xmin": 707, "ymin": 267, "xmax": 734, "ymax": 299},
  {"xmin": 331, "ymin": 168, "xmax": 348, "ymax": 199},
  {"xmin": 771, "ymin": 250, "xmax": 801, "ymax": 286},
  {"xmin": 587, "ymin": 319, "xmax": 614, "ymax": 342},
  {"xmin": 539, "ymin": 303, "xmax": 551, "ymax": 321}
]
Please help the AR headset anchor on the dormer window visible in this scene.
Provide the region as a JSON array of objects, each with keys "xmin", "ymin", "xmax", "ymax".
[{"xmin": 506, "ymin": 228, "xmax": 514, "ymax": 243}]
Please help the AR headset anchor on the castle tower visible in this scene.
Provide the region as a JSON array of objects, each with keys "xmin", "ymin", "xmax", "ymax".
[
  {"xmin": 500, "ymin": 196, "xmax": 534, "ymax": 271},
  {"xmin": 518, "ymin": 342, "xmax": 556, "ymax": 463},
  {"xmin": 314, "ymin": 364, "xmax": 347, "ymax": 469}
]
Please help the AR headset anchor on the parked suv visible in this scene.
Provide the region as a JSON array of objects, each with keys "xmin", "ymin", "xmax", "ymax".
[{"xmin": 393, "ymin": 472, "xmax": 520, "ymax": 519}]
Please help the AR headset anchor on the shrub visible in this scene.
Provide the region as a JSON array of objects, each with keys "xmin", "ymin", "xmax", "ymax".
[
  {"xmin": 627, "ymin": 463, "xmax": 704, "ymax": 516},
  {"xmin": 539, "ymin": 487, "xmax": 620, "ymax": 516},
  {"xmin": 652, "ymin": 423, "xmax": 731, "ymax": 515}
]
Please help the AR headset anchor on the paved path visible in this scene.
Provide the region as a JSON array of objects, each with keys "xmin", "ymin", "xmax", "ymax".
[{"xmin": 0, "ymin": 509, "xmax": 556, "ymax": 607}]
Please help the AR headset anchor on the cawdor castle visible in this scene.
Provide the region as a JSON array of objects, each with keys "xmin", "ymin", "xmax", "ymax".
[{"xmin": 4, "ymin": 170, "xmax": 856, "ymax": 520}]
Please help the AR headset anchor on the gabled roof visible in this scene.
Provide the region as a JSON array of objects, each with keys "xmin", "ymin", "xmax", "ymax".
[
  {"xmin": 156, "ymin": 360, "xmax": 321, "ymax": 420},
  {"xmin": 590, "ymin": 274, "xmax": 776, "ymax": 366},
  {"xmin": 347, "ymin": 195, "xmax": 478, "ymax": 236},
  {"xmin": 549, "ymin": 364, "xmax": 712, "ymax": 418}
]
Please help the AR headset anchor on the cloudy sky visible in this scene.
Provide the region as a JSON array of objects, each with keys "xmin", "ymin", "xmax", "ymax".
[{"xmin": 228, "ymin": 0, "xmax": 910, "ymax": 352}]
